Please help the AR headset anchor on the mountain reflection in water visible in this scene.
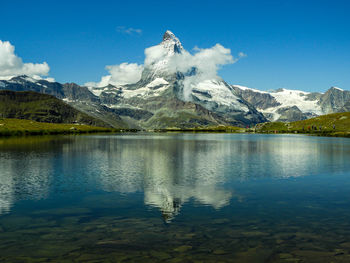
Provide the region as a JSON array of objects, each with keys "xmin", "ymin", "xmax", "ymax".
[{"xmin": 0, "ymin": 134, "xmax": 349, "ymax": 222}]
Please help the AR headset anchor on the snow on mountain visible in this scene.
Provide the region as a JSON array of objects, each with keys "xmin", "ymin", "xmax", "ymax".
[
  {"xmin": 232, "ymin": 85, "xmax": 324, "ymax": 121},
  {"xmin": 262, "ymin": 89, "xmax": 323, "ymax": 121},
  {"xmin": 232, "ymin": 84, "xmax": 268, "ymax": 94},
  {"xmin": 161, "ymin": 30, "xmax": 184, "ymax": 54},
  {"xmin": 0, "ymin": 76, "xmax": 14, "ymax": 81},
  {"xmin": 134, "ymin": 32, "xmax": 254, "ymax": 114},
  {"xmin": 146, "ymin": 77, "xmax": 169, "ymax": 88},
  {"xmin": 86, "ymin": 30, "xmax": 266, "ymax": 127},
  {"xmin": 141, "ymin": 30, "xmax": 184, "ymax": 82},
  {"xmin": 87, "ymin": 86, "xmax": 103, "ymax": 97},
  {"xmin": 88, "ymin": 85, "xmax": 120, "ymax": 97},
  {"xmin": 122, "ymin": 78, "xmax": 169, "ymax": 99},
  {"xmin": 233, "ymin": 85, "xmax": 350, "ymax": 122},
  {"xmin": 193, "ymin": 80, "xmax": 249, "ymax": 112},
  {"xmin": 332, "ymin": 87, "xmax": 343, "ymax": 91}
]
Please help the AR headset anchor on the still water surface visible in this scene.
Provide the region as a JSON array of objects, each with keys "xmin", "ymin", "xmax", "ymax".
[{"xmin": 0, "ymin": 133, "xmax": 350, "ymax": 262}]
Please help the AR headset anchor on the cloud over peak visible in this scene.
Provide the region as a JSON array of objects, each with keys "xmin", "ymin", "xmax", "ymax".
[
  {"xmin": 86, "ymin": 31, "xmax": 245, "ymax": 96},
  {"xmin": 0, "ymin": 40, "xmax": 50, "ymax": 79},
  {"xmin": 85, "ymin": 63, "xmax": 144, "ymax": 87}
]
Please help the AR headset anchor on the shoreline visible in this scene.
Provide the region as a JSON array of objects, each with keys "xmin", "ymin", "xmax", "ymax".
[
  {"xmin": 151, "ymin": 129, "xmax": 350, "ymax": 138},
  {"xmin": 0, "ymin": 118, "xmax": 138, "ymax": 137},
  {"xmin": 1, "ymin": 118, "xmax": 349, "ymax": 138},
  {"xmin": 1, "ymin": 128, "xmax": 349, "ymax": 138}
]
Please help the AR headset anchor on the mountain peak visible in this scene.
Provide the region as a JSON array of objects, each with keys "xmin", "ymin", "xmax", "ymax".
[
  {"xmin": 10, "ymin": 75, "xmax": 38, "ymax": 83},
  {"xmin": 330, "ymin": 86, "xmax": 344, "ymax": 92},
  {"xmin": 162, "ymin": 30, "xmax": 176, "ymax": 41},
  {"xmin": 161, "ymin": 30, "xmax": 183, "ymax": 54},
  {"xmin": 10, "ymin": 75, "xmax": 28, "ymax": 80}
]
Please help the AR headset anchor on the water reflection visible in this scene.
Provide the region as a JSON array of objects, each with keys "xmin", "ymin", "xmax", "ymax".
[
  {"xmin": 0, "ymin": 138, "xmax": 55, "ymax": 214},
  {"xmin": 87, "ymin": 135, "xmax": 234, "ymax": 222},
  {"xmin": 0, "ymin": 134, "xmax": 349, "ymax": 220},
  {"xmin": 0, "ymin": 169, "xmax": 13, "ymax": 215}
]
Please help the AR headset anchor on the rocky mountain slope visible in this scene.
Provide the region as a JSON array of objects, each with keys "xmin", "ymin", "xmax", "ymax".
[
  {"xmin": 0, "ymin": 76, "xmax": 127, "ymax": 128},
  {"xmin": 232, "ymin": 85, "xmax": 350, "ymax": 122},
  {"xmin": 0, "ymin": 90, "xmax": 111, "ymax": 127},
  {"xmin": 0, "ymin": 31, "xmax": 348, "ymax": 126},
  {"xmin": 0, "ymin": 32, "xmax": 267, "ymax": 129},
  {"xmin": 87, "ymin": 31, "xmax": 267, "ymax": 128}
]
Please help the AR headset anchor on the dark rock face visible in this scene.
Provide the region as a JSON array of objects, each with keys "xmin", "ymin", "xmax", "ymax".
[
  {"xmin": 0, "ymin": 76, "xmax": 97, "ymax": 102},
  {"xmin": 0, "ymin": 75, "xmax": 65, "ymax": 98},
  {"xmin": 275, "ymin": 106, "xmax": 307, "ymax": 122},
  {"xmin": 62, "ymin": 83, "xmax": 98, "ymax": 102},
  {"xmin": 340, "ymin": 100, "xmax": 350, "ymax": 112},
  {"xmin": 232, "ymin": 86, "xmax": 281, "ymax": 110},
  {"xmin": 305, "ymin": 92, "xmax": 323, "ymax": 101},
  {"xmin": 319, "ymin": 87, "xmax": 350, "ymax": 114}
]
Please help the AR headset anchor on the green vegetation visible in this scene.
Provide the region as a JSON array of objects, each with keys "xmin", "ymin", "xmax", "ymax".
[
  {"xmin": 0, "ymin": 90, "xmax": 110, "ymax": 127},
  {"xmin": 0, "ymin": 118, "xmax": 117, "ymax": 136},
  {"xmin": 255, "ymin": 112, "xmax": 350, "ymax": 138}
]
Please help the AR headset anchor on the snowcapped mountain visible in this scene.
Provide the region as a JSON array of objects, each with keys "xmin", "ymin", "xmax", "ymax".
[
  {"xmin": 0, "ymin": 31, "xmax": 348, "ymax": 127},
  {"xmin": 0, "ymin": 75, "xmax": 127, "ymax": 128},
  {"xmin": 87, "ymin": 30, "xmax": 266, "ymax": 128},
  {"xmin": 232, "ymin": 85, "xmax": 350, "ymax": 122}
]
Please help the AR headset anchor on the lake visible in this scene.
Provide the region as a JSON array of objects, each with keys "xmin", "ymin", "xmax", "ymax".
[{"xmin": 0, "ymin": 133, "xmax": 350, "ymax": 262}]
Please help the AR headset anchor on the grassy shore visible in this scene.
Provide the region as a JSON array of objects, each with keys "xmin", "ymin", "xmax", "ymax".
[
  {"xmin": 255, "ymin": 112, "xmax": 350, "ymax": 138},
  {"xmin": 152, "ymin": 112, "xmax": 350, "ymax": 138},
  {"xmin": 0, "ymin": 118, "xmax": 118, "ymax": 136},
  {"xmin": 2, "ymin": 112, "xmax": 349, "ymax": 138}
]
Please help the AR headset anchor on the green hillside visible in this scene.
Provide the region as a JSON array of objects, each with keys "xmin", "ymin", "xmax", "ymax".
[
  {"xmin": 0, "ymin": 90, "xmax": 111, "ymax": 127},
  {"xmin": 0, "ymin": 118, "xmax": 116, "ymax": 136},
  {"xmin": 256, "ymin": 112, "xmax": 350, "ymax": 137}
]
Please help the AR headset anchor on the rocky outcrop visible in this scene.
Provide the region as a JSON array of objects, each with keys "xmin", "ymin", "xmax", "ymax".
[{"xmin": 319, "ymin": 87, "xmax": 350, "ymax": 114}]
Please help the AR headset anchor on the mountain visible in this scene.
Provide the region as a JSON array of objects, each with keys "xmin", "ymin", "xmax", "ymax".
[
  {"xmin": 0, "ymin": 75, "xmax": 66, "ymax": 98},
  {"xmin": 340, "ymin": 100, "xmax": 350, "ymax": 112},
  {"xmin": 0, "ymin": 31, "xmax": 348, "ymax": 126},
  {"xmin": 319, "ymin": 87, "xmax": 350, "ymax": 114},
  {"xmin": 0, "ymin": 75, "xmax": 127, "ymax": 128},
  {"xmin": 87, "ymin": 31, "xmax": 266, "ymax": 128},
  {"xmin": 256, "ymin": 112, "xmax": 350, "ymax": 138},
  {"xmin": 0, "ymin": 30, "xmax": 267, "ymax": 129},
  {"xmin": 0, "ymin": 90, "xmax": 111, "ymax": 127},
  {"xmin": 232, "ymin": 85, "xmax": 350, "ymax": 122}
]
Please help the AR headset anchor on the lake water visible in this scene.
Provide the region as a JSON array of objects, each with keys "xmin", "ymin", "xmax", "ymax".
[{"xmin": 0, "ymin": 133, "xmax": 350, "ymax": 262}]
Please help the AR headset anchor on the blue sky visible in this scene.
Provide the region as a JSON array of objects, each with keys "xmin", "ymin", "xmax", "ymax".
[{"xmin": 1, "ymin": 0, "xmax": 349, "ymax": 92}]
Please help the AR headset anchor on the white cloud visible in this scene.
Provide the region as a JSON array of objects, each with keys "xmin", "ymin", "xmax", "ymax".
[
  {"xmin": 0, "ymin": 40, "xmax": 50, "ymax": 79},
  {"xmin": 117, "ymin": 26, "xmax": 142, "ymax": 35},
  {"xmin": 85, "ymin": 63, "xmax": 143, "ymax": 87},
  {"xmin": 86, "ymin": 33, "xmax": 245, "ymax": 100},
  {"xmin": 144, "ymin": 44, "xmax": 169, "ymax": 66},
  {"xmin": 144, "ymin": 42, "xmax": 237, "ymax": 100}
]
